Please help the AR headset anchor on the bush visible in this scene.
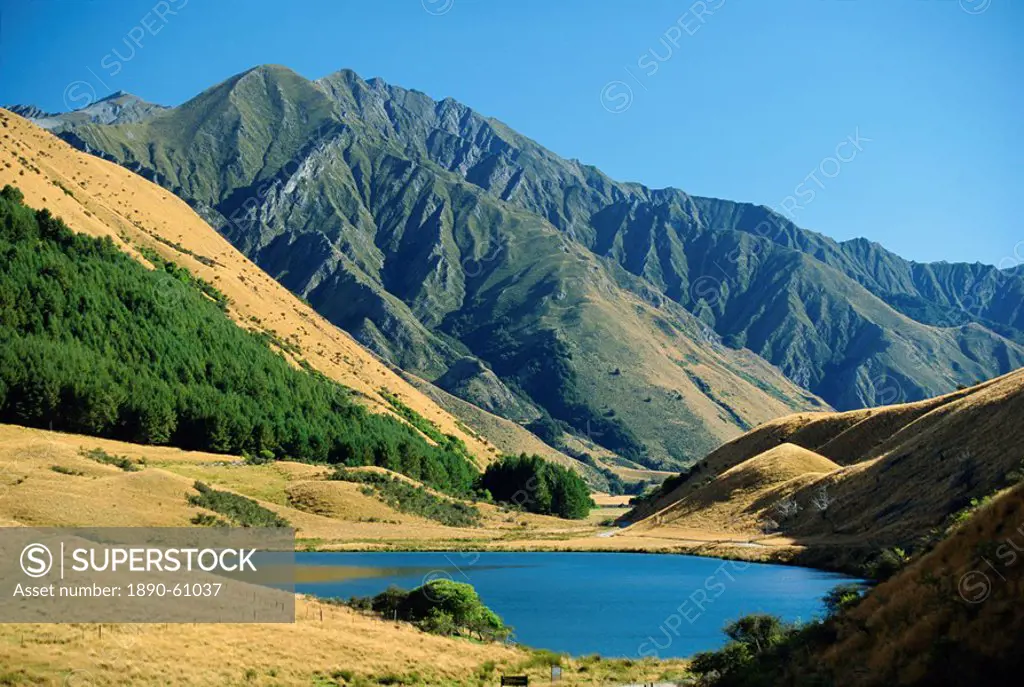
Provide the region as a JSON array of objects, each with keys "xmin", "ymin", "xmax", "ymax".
[
  {"xmin": 724, "ymin": 614, "xmax": 788, "ymax": 654},
  {"xmin": 690, "ymin": 641, "xmax": 753, "ymax": 679},
  {"xmin": 865, "ymin": 547, "xmax": 909, "ymax": 580},
  {"xmin": 476, "ymin": 453, "xmax": 593, "ymax": 519},
  {"xmin": 352, "ymin": 580, "xmax": 511, "ymax": 642},
  {"xmin": 190, "ymin": 513, "xmax": 228, "ymax": 527},
  {"xmin": 822, "ymin": 583, "xmax": 864, "ymax": 617},
  {"xmin": 187, "ymin": 480, "xmax": 290, "ymax": 527},
  {"xmin": 418, "ymin": 608, "xmax": 457, "ymax": 636},
  {"xmin": 689, "ymin": 614, "xmax": 803, "ymax": 686},
  {"xmin": 80, "ymin": 447, "xmax": 139, "ymax": 471}
]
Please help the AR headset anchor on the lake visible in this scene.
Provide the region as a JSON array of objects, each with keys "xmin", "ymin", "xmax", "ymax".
[{"xmin": 294, "ymin": 551, "xmax": 858, "ymax": 658}]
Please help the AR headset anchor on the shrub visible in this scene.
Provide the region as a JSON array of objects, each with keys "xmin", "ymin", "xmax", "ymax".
[
  {"xmin": 724, "ymin": 614, "xmax": 788, "ymax": 654},
  {"xmin": 187, "ymin": 480, "xmax": 290, "ymax": 527},
  {"xmin": 80, "ymin": 447, "xmax": 139, "ymax": 472},
  {"xmin": 690, "ymin": 641, "xmax": 753, "ymax": 679},
  {"xmin": 418, "ymin": 608, "xmax": 457, "ymax": 636},
  {"xmin": 190, "ymin": 513, "xmax": 228, "ymax": 527},
  {"xmin": 865, "ymin": 547, "xmax": 909, "ymax": 580},
  {"xmin": 822, "ymin": 583, "xmax": 865, "ymax": 617}
]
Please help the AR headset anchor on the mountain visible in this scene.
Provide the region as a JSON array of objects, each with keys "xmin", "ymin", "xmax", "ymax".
[
  {"xmin": 309, "ymin": 66, "xmax": 1024, "ymax": 408},
  {"xmin": 38, "ymin": 65, "xmax": 828, "ymax": 470},
  {"xmin": 24, "ymin": 64, "xmax": 1023, "ymax": 461},
  {"xmin": 623, "ymin": 367, "xmax": 1024, "ymax": 572},
  {"xmin": 8, "ymin": 91, "xmax": 166, "ymax": 130}
]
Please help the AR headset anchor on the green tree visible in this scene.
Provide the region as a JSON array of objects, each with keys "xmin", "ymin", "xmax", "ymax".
[
  {"xmin": 822, "ymin": 583, "xmax": 864, "ymax": 617},
  {"xmin": 724, "ymin": 614, "xmax": 787, "ymax": 654},
  {"xmin": 418, "ymin": 608, "xmax": 457, "ymax": 636},
  {"xmin": 690, "ymin": 642, "xmax": 753, "ymax": 679}
]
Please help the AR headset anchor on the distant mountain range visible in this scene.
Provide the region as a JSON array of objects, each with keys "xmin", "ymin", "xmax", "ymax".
[
  {"xmin": 8, "ymin": 90, "xmax": 167, "ymax": 129},
  {"xmin": 11, "ymin": 64, "xmax": 1022, "ymax": 468}
]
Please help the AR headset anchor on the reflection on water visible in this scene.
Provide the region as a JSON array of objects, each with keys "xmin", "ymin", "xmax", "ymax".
[{"xmin": 293, "ymin": 563, "xmax": 530, "ymax": 584}]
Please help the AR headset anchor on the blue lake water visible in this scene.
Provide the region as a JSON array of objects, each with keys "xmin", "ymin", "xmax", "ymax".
[{"xmin": 294, "ymin": 551, "xmax": 857, "ymax": 658}]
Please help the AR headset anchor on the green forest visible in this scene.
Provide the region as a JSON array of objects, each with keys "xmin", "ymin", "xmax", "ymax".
[
  {"xmin": 0, "ymin": 186, "xmax": 475, "ymax": 494},
  {"xmin": 477, "ymin": 453, "xmax": 594, "ymax": 519}
]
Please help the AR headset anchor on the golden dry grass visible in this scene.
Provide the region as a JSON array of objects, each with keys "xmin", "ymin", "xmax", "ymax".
[
  {"xmin": 624, "ymin": 368, "xmax": 1024, "ymax": 560},
  {"xmin": 0, "ymin": 595, "xmax": 690, "ymax": 687},
  {"xmin": 815, "ymin": 482, "xmax": 1024, "ymax": 685},
  {"xmin": 625, "ymin": 444, "xmax": 840, "ymax": 539},
  {"xmin": 0, "ymin": 423, "xmax": 700, "ymax": 684},
  {"xmin": 0, "ymin": 424, "xmax": 598, "ymax": 549},
  {"xmin": 0, "ymin": 596, "xmax": 529, "ymax": 686}
]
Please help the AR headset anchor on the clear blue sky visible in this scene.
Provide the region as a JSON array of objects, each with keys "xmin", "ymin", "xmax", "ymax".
[{"xmin": 1, "ymin": 0, "xmax": 1020, "ymax": 267}]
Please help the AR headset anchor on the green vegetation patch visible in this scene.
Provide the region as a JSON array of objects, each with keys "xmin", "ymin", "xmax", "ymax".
[
  {"xmin": 378, "ymin": 389, "xmax": 473, "ymax": 462},
  {"xmin": 477, "ymin": 453, "xmax": 593, "ymax": 519},
  {"xmin": 79, "ymin": 447, "xmax": 141, "ymax": 472},
  {"xmin": 187, "ymin": 480, "xmax": 289, "ymax": 527},
  {"xmin": 330, "ymin": 469, "xmax": 481, "ymax": 528},
  {"xmin": 343, "ymin": 579, "xmax": 511, "ymax": 642}
]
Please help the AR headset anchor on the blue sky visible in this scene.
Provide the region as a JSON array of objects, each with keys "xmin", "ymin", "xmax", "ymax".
[{"xmin": 1, "ymin": 0, "xmax": 1020, "ymax": 267}]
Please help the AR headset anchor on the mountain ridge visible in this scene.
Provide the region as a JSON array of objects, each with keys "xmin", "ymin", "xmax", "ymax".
[{"xmin": 18, "ymin": 64, "xmax": 1023, "ymax": 464}]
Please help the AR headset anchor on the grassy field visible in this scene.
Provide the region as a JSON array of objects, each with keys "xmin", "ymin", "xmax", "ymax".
[
  {"xmin": 0, "ymin": 423, "xmax": 788, "ymax": 560},
  {"xmin": 0, "ymin": 596, "xmax": 692, "ymax": 686},
  {"xmin": 0, "ymin": 424, "xmax": 591, "ymax": 545}
]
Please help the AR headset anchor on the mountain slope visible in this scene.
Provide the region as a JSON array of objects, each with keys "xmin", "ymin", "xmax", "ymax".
[
  {"xmin": 689, "ymin": 196, "xmax": 1024, "ymax": 343},
  {"xmin": 47, "ymin": 65, "xmax": 826, "ymax": 469},
  {"xmin": 0, "ymin": 107, "xmax": 508, "ymax": 465},
  {"xmin": 302, "ymin": 68, "xmax": 1024, "ymax": 408},
  {"xmin": 624, "ymin": 368, "xmax": 1024, "ymax": 567},
  {"xmin": 808, "ymin": 481, "xmax": 1024, "ymax": 686},
  {"xmin": 0, "ymin": 179, "xmax": 484, "ymax": 493},
  {"xmin": 41, "ymin": 67, "xmax": 1024, "ymax": 419}
]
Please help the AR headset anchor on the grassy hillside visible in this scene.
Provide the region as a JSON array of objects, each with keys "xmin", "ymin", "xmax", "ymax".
[
  {"xmin": 809, "ymin": 482, "xmax": 1024, "ymax": 685},
  {"xmin": 0, "ymin": 184, "xmax": 476, "ymax": 493},
  {"xmin": 0, "ymin": 423, "xmax": 593, "ymax": 542},
  {"xmin": 690, "ymin": 481, "xmax": 1024, "ymax": 686},
  {"xmin": 0, "ymin": 596, "xmax": 689, "ymax": 687},
  {"xmin": 621, "ymin": 368, "xmax": 1024, "ymax": 572},
  {"xmin": 0, "ymin": 106, "xmax": 504, "ymax": 465},
  {"xmin": 36, "ymin": 67, "xmax": 828, "ymax": 469}
]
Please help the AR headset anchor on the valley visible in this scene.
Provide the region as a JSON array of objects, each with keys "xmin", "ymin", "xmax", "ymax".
[{"xmin": 0, "ymin": 26, "xmax": 1021, "ymax": 685}]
